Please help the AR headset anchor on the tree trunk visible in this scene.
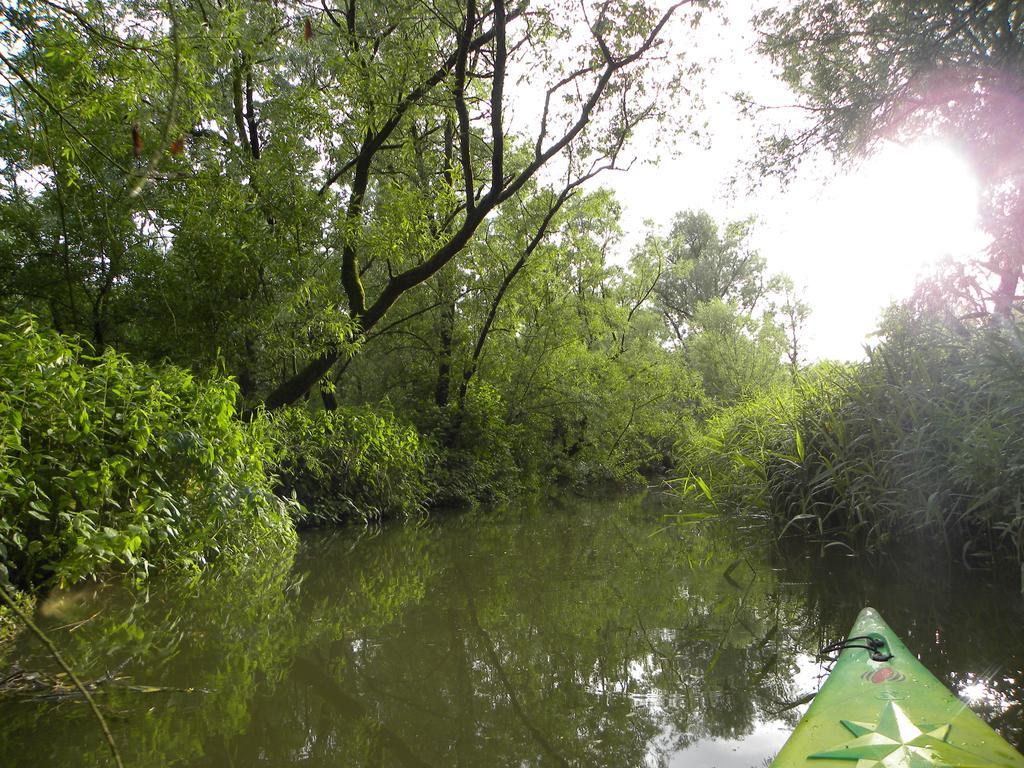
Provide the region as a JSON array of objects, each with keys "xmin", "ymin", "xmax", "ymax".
[
  {"xmin": 435, "ymin": 298, "xmax": 455, "ymax": 409},
  {"xmin": 991, "ymin": 259, "xmax": 1022, "ymax": 318}
]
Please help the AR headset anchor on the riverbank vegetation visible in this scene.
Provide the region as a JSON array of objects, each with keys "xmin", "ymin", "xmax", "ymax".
[
  {"xmin": 1, "ymin": 0, "xmax": 1024, "ymax": 627},
  {"xmin": 720, "ymin": 0, "xmax": 1024, "ymax": 573},
  {"xmin": 679, "ymin": 304, "xmax": 1024, "ymax": 571},
  {"xmin": 0, "ymin": 0, "xmax": 796, "ymax": 629},
  {"xmin": 0, "ymin": 316, "xmax": 297, "ymax": 592}
]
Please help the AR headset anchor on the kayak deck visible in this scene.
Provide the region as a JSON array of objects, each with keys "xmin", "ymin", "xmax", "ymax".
[{"xmin": 770, "ymin": 607, "xmax": 1024, "ymax": 767}]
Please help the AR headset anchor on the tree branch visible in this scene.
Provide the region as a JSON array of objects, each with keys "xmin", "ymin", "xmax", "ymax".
[
  {"xmin": 453, "ymin": 0, "xmax": 478, "ymax": 209},
  {"xmin": 486, "ymin": 0, "xmax": 507, "ymax": 202},
  {"xmin": 317, "ymin": 7, "xmax": 522, "ymax": 195},
  {"xmin": 457, "ymin": 186, "xmax": 574, "ymax": 410}
]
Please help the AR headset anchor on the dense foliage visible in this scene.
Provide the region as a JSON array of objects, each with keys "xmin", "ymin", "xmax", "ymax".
[
  {"xmin": 267, "ymin": 406, "xmax": 433, "ymax": 524},
  {"xmin": 1, "ymin": 0, "xmax": 1021, "ymax": 603},
  {"xmin": 0, "ymin": 316, "xmax": 296, "ymax": 590},
  {"xmin": 0, "ymin": 0, "xmax": 772, "ymax": 514},
  {"xmin": 0, "ymin": 0, "xmax": 706, "ymax": 410},
  {"xmin": 720, "ymin": 0, "xmax": 1021, "ymax": 569},
  {"xmin": 333, "ymin": 192, "xmax": 783, "ymax": 501},
  {"xmin": 769, "ymin": 311, "xmax": 1024, "ymax": 563},
  {"xmin": 673, "ymin": 382, "xmax": 799, "ymax": 513}
]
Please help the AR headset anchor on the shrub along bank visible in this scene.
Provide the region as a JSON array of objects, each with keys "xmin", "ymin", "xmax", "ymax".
[
  {"xmin": 0, "ymin": 317, "xmax": 442, "ymax": 597},
  {"xmin": 677, "ymin": 309, "xmax": 1024, "ymax": 574},
  {"xmin": 0, "ymin": 312, "xmax": 680, "ymax": 622},
  {"xmin": 0, "ymin": 317, "xmax": 443, "ymax": 638},
  {"xmin": 266, "ymin": 405, "xmax": 433, "ymax": 525},
  {"xmin": 0, "ymin": 316, "xmax": 298, "ymax": 593}
]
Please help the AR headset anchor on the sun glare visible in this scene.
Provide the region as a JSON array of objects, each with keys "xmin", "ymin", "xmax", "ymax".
[
  {"xmin": 763, "ymin": 140, "xmax": 989, "ymax": 361},
  {"xmin": 957, "ymin": 673, "xmax": 1015, "ymax": 713}
]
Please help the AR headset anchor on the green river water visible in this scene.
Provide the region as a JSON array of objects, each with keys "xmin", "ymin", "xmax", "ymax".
[{"xmin": 1, "ymin": 491, "xmax": 1022, "ymax": 767}]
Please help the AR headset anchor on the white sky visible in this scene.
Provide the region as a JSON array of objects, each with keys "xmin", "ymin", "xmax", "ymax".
[{"xmin": 598, "ymin": 0, "xmax": 990, "ymax": 361}]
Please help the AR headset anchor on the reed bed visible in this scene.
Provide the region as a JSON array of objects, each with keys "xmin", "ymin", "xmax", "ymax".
[{"xmin": 675, "ymin": 309, "xmax": 1024, "ymax": 574}]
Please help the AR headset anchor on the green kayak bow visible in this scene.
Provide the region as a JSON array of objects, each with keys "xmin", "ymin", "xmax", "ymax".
[{"xmin": 770, "ymin": 607, "xmax": 1024, "ymax": 767}]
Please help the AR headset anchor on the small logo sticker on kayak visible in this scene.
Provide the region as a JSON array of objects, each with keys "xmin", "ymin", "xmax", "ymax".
[{"xmin": 862, "ymin": 668, "xmax": 905, "ymax": 684}]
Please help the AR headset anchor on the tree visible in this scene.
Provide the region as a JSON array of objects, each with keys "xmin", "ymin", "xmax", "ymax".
[
  {"xmin": 683, "ymin": 299, "xmax": 786, "ymax": 404},
  {"xmin": 441, "ymin": 187, "xmax": 698, "ymax": 485},
  {"xmin": 628, "ymin": 209, "xmax": 792, "ymax": 404},
  {"xmin": 327, "ymin": 184, "xmax": 698, "ymax": 493},
  {"xmin": 638, "ymin": 210, "xmax": 769, "ymax": 342},
  {"xmin": 755, "ymin": 1, "xmax": 1024, "ymax": 317},
  {"xmin": 0, "ymin": 0, "xmax": 342, "ymax": 387},
  {"xmin": 772, "ymin": 276, "xmax": 811, "ymax": 380},
  {"xmin": 258, "ymin": 0, "xmax": 704, "ymax": 408},
  {"xmin": 453, "ymin": 184, "xmax": 579, "ymax": 417},
  {"xmin": 0, "ymin": 0, "xmax": 709, "ymax": 409}
]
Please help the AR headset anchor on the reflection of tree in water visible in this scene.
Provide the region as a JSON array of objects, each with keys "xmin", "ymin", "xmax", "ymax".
[
  {"xmin": 0, "ymin": 538, "xmax": 301, "ymax": 767},
  {"xmin": 213, "ymin": 499, "xmax": 818, "ymax": 767},
  {"xmin": 1, "ymin": 494, "xmax": 1021, "ymax": 766},
  {"xmin": 615, "ymin": 519, "xmax": 809, "ymax": 755}
]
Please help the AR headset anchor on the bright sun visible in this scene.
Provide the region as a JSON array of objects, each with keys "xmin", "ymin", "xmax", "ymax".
[{"xmin": 764, "ymin": 140, "xmax": 989, "ymax": 361}]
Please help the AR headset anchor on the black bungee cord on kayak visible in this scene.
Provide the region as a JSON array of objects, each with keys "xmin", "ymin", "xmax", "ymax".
[{"xmin": 818, "ymin": 634, "xmax": 893, "ymax": 662}]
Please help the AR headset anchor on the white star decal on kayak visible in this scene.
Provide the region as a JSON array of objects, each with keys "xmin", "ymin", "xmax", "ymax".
[{"xmin": 808, "ymin": 701, "xmax": 1002, "ymax": 767}]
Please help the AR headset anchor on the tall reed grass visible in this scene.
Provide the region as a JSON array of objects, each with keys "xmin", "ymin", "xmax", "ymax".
[{"xmin": 675, "ymin": 309, "xmax": 1024, "ymax": 575}]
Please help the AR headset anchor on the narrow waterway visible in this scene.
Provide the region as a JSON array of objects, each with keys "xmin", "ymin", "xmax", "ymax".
[{"xmin": 2, "ymin": 491, "xmax": 1022, "ymax": 767}]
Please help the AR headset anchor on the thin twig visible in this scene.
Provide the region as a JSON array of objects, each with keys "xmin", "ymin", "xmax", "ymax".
[{"xmin": 0, "ymin": 585, "xmax": 125, "ymax": 768}]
